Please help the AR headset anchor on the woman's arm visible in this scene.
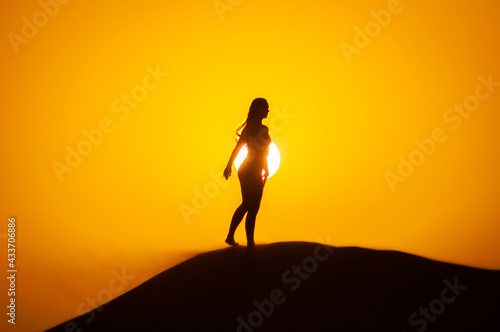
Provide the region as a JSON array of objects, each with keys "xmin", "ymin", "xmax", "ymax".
[
  {"xmin": 263, "ymin": 155, "xmax": 269, "ymax": 185},
  {"xmin": 223, "ymin": 138, "xmax": 246, "ymax": 180}
]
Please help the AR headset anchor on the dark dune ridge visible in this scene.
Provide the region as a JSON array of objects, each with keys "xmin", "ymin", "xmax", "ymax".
[{"xmin": 47, "ymin": 242, "xmax": 500, "ymax": 331}]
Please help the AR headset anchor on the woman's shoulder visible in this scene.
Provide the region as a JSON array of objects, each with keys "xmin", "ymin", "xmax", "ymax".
[
  {"xmin": 242, "ymin": 124, "xmax": 268, "ymax": 134},
  {"xmin": 242, "ymin": 124, "xmax": 270, "ymax": 140},
  {"xmin": 259, "ymin": 124, "xmax": 269, "ymax": 135},
  {"xmin": 258, "ymin": 125, "xmax": 271, "ymax": 142},
  {"xmin": 240, "ymin": 126, "xmax": 250, "ymax": 138}
]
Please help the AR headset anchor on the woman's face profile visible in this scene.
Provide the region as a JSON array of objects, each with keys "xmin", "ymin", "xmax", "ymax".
[{"xmin": 262, "ymin": 103, "xmax": 269, "ymax": 119}]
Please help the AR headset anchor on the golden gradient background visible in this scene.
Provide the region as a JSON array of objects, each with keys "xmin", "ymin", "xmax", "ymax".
[{"xmin": 1, "ymin": 0, "xmax": 500, "ymax": 330}]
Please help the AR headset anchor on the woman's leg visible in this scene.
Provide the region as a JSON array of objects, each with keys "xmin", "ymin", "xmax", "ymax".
[
  {"xmin": 226, "ymin": 204, "xmax": 248, "ymax": 245},
  {"xmin": 226, "ymin": 170, "xmax": 252, "ymax": 245},
  {"xmin": 245, "ymin": 179, "xmax": 264, "ymax": 246},
  {"xmin": 226, "ymin": 168, "xmax": 264, "ymax": 246}
]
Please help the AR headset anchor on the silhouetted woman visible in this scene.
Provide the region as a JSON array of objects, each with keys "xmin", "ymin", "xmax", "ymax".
[{"xmin": 223, "ymin": 98, "xmax": 271, "ymax": 247}]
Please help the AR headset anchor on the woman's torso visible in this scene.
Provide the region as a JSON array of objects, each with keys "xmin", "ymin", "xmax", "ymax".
[{"xmin": 239, "ymin": 125, "xmax": 271, "ymax": 173}]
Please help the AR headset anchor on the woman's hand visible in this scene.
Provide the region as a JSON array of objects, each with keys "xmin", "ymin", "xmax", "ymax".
[
  {"xmin": 224, "ymin": 138, "xmax": 246, "ymax": 180},
  {"xmin": 223, "ymin": 165, "xmax": 232, "ymax": 180},
  {"xmin": 262, "ymin": 168, "xmax": 269, "ymax": 185}
]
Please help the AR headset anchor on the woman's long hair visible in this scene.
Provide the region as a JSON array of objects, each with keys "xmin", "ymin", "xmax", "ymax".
[{"xmin": 236, "ymin": 98, "xmax": 268, "ymax": 140}]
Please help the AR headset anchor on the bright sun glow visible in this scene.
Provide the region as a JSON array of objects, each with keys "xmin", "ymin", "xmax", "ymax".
[{"xmin": 234, "ymin": 142, "xmax": 281, "ymax": 178}]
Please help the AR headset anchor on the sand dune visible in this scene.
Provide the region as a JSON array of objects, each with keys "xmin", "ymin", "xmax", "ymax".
[{"xmin": 46, "ymin": 242, "xmax": 500, "ymax": 331}]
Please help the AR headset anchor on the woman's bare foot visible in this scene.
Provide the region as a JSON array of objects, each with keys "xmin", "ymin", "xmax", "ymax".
[{"xmin": 225, "ymin": 237, "xmax": 239, "ymax": 246}]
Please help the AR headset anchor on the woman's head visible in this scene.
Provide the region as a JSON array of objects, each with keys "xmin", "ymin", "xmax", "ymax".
[
  {"xmin": 248, "ymin": 98, "xmax": 269, "ymax": 121},
  {"xmin": 236, "ymin": 98, "xmax": 269, "ymax": 138}
]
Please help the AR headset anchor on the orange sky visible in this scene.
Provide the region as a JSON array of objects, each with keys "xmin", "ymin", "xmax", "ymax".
[{"xmin": 1, "ymin": 0, "xmax": 500, "ymax": 331}]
